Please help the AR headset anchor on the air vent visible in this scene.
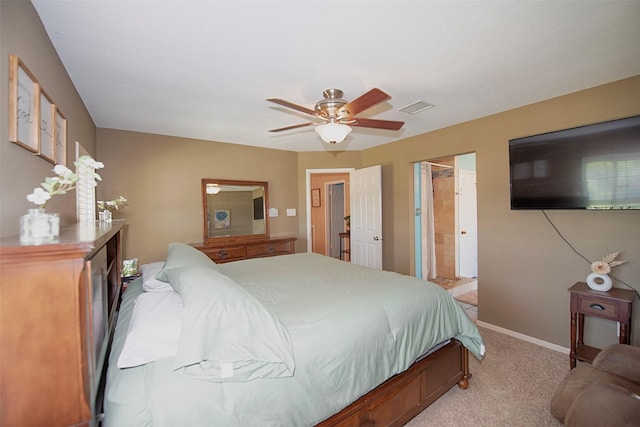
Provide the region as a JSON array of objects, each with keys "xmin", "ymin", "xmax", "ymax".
[{"xmin": 399, "ymin": 100, "xmax": 435, "ymax": 115}]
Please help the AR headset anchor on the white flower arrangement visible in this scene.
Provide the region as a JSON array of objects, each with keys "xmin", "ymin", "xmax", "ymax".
[
  {"xmin": 97, "ymin": 196, "xmax": 128, "ymax": 212},
  {"xmin": 590, "ymin": 252, "xmax": 626, "ymax": 275},
  {"xmin": 26, "ymin": 156, "xmax": 104, "ymax": 208}
]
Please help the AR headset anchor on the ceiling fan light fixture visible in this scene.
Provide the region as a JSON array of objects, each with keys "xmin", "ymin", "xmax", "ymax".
[
  {"xmin": 315, "ymin": 122, "xmax": 352, "ymax": 144},
  {"xmin": 268, "ymin": 88, "xmax": 403, "ymax": 144},
  {"xmin": 206, "ymin": 183, "xmax": 221, "ymax": 194}
]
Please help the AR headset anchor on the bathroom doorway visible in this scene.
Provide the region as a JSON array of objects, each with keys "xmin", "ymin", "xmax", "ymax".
[{"xmin": 414, "ymin": 153, "xmax": 478, "ymax": 308}]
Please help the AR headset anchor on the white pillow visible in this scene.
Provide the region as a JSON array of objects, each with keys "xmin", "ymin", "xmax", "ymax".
[
  {"xmin": 117, "ymin": 290, "xmax": 183, "ymax": 368},
  {"xmin": 155, "ymin": 242, "xmax": 219, "ymax": 282},
  {"xmin": 141, "ymin": 261, "xmax": 172, "ymax": 292}
]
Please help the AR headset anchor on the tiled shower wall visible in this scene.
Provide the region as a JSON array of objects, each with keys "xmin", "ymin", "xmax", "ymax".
[{"xmin": 432, "ymin": 158, "xmax": 456, "ymax": 278}]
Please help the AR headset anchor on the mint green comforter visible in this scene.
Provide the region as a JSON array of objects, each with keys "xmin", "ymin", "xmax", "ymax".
[{"xmin": 105, "ymin": 253, "xmax": 484, "ymax": 427}]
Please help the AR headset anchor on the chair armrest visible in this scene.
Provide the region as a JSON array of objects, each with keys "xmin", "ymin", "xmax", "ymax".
[
  {"xmin": 564, "ymin": 380, "xmax": 640, "ymax": 427},
  {"xmin": 593, "ymin": 344, "xmax": 640, "ymax": 384}
]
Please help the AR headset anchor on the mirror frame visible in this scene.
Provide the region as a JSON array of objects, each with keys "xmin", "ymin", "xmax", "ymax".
[{"xmin": 202, "ymin": 178, "xmax": 270, "ymax": 245}]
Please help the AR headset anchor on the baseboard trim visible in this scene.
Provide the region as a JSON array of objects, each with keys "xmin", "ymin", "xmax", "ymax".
[{"xmin": 476, "ymin": 320, "xmax": 570, "ymax": 355}]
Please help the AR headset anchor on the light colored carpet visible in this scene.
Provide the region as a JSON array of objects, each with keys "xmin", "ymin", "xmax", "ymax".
[
  {"xmin": 455, "ymin": 290, "xmax": 477, "ymax": 306},
  {"xmin": 406, "ymin": 326, "xmax": 566, "ymax": 426}
]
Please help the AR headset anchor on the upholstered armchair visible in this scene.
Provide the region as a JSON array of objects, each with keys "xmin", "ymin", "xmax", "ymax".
[{"xmin": 551, "ymin": 344, "xmax": 640, "ymax": 426}]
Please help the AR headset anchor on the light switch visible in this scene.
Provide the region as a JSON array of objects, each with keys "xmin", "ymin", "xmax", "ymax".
[
  {"xmin": 269, "ymin": 208, "xmax": 278, "ymax": 217},
  {"xmin": 286, "ymin": 208, "xmax": 296, "ymax": 217}
]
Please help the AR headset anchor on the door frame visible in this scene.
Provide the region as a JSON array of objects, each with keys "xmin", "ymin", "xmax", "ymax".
[
  {"xmin": 413, "ymin": 153, "xmax": 477, "ymax": 279},
  {"xmin": 306, "ymin": 168, "xmax": 355, "ymax": 253}
]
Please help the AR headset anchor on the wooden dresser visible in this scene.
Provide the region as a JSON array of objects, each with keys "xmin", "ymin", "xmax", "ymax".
[
  {"xmin": 194, "ymin": 236, "xmax": 296, "ymax": 263},
  {"xmin": 0, "ymin": 220, "xmax": 125, "ymax": 427}
]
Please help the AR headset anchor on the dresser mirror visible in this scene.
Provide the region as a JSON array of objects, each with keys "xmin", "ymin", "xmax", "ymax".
[{"xmin": 202, "ymin": 179, "xmax": 269, "ymax": 245}]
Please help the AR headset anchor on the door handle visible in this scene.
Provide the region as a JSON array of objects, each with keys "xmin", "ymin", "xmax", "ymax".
[
  {"xmin": 373, "ymin": 236, "xmax": 380, "ymax": 241},
  {"xmin": 461, "ymin": 230, "xmax": 467, "ymax": 235}
]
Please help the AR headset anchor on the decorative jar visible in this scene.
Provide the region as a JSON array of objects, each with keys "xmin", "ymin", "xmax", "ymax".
[
  {"xmin": 586, "ymin": 272, "xmax": 613, "ymax": 292},
  {"xmin": 20, "ymin": 208, "xmax": 60, "ymax": 244}
]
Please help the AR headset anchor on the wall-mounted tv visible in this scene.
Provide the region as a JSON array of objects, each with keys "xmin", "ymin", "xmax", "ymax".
[
  {"xmin": 509, "ymin": 115, "xmax": 640, "ymax": 210},
  {"xmin": 253, "ymin": 196, "xmax": 264, "ymax": 219}
]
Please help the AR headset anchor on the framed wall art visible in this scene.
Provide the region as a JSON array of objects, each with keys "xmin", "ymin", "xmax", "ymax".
[
  {"xmin": 54, "ymin": 108, "xmax": 67, "ymax": 165},
  {"xmin": 214, "ymin": 209, "xmax": 231, "ymax": 229},
  {"xmin": 8, "ymin": 54, "xmax": 40, "ymax": 153},
  {"xmin": 38, "ymin": 88, "xmax": 56, "ymax": 163},
  {"xmin": 311, "ymin": 188, "xmax": 321, "ymax": 207}
]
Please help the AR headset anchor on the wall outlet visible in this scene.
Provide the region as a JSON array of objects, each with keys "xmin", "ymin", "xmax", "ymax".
[
  {"xmin": 286, "ymin": 208, "xmax": 296, "ymax": 217},
  {"xmin": 268, "ymin": 208, "xmax": 278, "ymax": 217}
]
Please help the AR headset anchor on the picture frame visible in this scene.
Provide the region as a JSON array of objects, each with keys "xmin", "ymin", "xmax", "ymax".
[
  {"xmin": 8, "ymin": 55, "xmax": 40, "ymax": 153},
  {"xmin": 311, "ymin": 188, "xmax": 321, "ymax": 207},
  {"xmin": 122, "ymin": 258, "xmax": 139, "ymax": 278},
  {"xmin": 214, "ymin": 209, "xmax": 231, "ymax": 229},
  {"xmin": 38, "ymin": 88, "xmax": 56, "ymax": 164},
  {"xmin": 54, "ymin": 108, "xmax": 67, "ymax": 165}
]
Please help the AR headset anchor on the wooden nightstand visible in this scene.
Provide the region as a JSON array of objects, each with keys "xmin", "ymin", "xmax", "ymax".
[{"xmin": 568, "ymin": 282, "xmax": 635, "ymax": 369}]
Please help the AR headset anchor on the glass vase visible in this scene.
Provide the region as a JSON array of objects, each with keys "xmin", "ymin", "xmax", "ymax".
[
  {"xmin": 20, "ymin": 208, "xmax": 60, "ymax": 244},
  {"xmin": 99, "ymin": 210, "xmax": 112, "ymax": 223}
]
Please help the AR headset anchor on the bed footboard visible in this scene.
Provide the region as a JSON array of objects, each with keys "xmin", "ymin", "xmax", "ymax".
[{"xmin": 316, "ymin": 339, "xmax": 469, "ymax": 427}]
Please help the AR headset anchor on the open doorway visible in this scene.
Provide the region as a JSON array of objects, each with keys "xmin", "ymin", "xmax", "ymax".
[
  {"xmin": 326, "ymin": 182, "xmax": 345, "ymax": 258},
  {"xmin": 306, "ymin": 166, "xmax": 383, "ymax": 269},
  {"xmin": 306, "ymin": 169, "xmax": 352, "ymax": 256},
  {"xmin": 414, "ymin": 153, "xmax": 478, "ymax": 314}
]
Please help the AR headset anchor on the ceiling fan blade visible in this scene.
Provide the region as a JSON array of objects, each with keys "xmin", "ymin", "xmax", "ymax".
[
  {"xmin": 267, "ymin": 98, "xmax": 315, "ymax": 116},
  {"xmin": 338, "ymin": 88, "xmax": 391, "ymax": 117},
  {"xmin": 269, "ymin": 122, "xmax": 316, "ymax": 132},
  {"xmin": 348, "ymin": 117, "xmax": 404, "ymax": 131}
]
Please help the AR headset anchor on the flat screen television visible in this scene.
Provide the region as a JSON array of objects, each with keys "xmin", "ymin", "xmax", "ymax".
[
  {"xmin": 509, "ymin": 115, "xmax": 640, "ymax": 210},
  {"xmin": 253, "ymin": 196, "xmax": 264, "ymax": 220}
]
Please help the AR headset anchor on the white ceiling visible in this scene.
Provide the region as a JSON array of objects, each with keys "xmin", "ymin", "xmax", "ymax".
[{"xmin": 31, "ymin": 1, "xmax": 640, "ymax": 152}]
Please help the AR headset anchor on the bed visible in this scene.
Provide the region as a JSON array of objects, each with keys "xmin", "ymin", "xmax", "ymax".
[{"xmin": 104, "ymin": 243, "xmax": 484, "ymax": 426}]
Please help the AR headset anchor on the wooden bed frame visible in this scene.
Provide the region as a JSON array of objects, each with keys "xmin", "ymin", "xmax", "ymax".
[{"xmin": 316, "ymin": 339, "xmax": 470, "ymax": 427}]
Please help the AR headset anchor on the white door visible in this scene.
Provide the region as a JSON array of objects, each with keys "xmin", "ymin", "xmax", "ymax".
[
  {"xmin": 350, "ymin": 165, "xmax": 383, "ymax": 269},
  {"xmin": 457, "ymin": 170, "xmax": 478, "ymax": 277}
]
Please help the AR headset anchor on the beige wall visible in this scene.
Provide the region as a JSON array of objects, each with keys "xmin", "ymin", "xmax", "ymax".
[
  {"xmin": 362, "ymin": 76, "xmax": 640, "ymax": 349},
  {"xmin": 96, "ymin": 129, "xmax": 299, "ymax": 264},
  {"xmin": 0, "ymin": 0, "xmax": 96, "ymax": 235}
]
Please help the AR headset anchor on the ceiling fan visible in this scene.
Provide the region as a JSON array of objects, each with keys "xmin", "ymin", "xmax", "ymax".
[{"xmin": 267, "ymin": 88, "xmax": 404, "ymax": 144}]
